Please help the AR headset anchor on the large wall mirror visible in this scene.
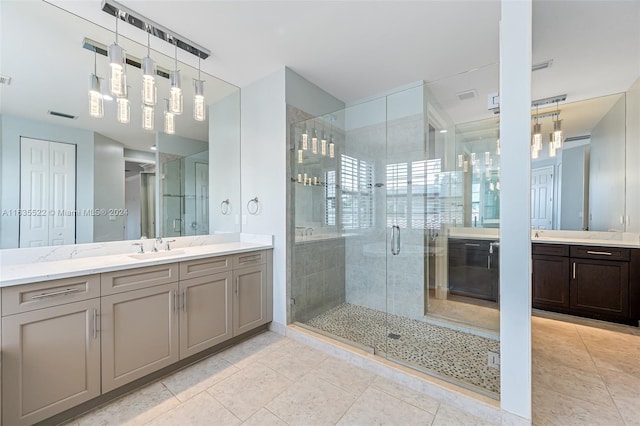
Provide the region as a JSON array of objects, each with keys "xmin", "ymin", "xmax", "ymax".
[
  {"xmin": 440, "ymin": 1, "xmax": 639, "ymax": 232},
  {"xmin": 0, "ymin": 1, "xmax": 241, "ymax": 249}
]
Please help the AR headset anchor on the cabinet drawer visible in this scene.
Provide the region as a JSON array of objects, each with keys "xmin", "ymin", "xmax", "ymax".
[
  {"xmin": 2, "ymin": 275, "xmax": 100, "ymax": 316},
  {"xmin": 101, "ymin": 263, "xmax": 179, "ymax": 296},
  {"xmin": 570, "ymin": 245, "xmax": 630, "ymax": 261},
  {"xmin": 232, "ymin": 250, "xmax": 267, "ymax": 268},
  {"xmin": 448, "ymin": 239, "xmax": 491, "ymax": 251},
  {"xmin": 532, "ymin": 243, "xmax": 569, "ymax": 256},
  {"xmin": 180, "ymin": 256, "xmax": 231, "ymax": 280}
]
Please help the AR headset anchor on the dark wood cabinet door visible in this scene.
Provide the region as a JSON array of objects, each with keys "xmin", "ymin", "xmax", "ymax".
[
  {"xmin": 570, "ymin": 259, "xmax": 629, "ymax": 317},
  {"xmin": 448, "ymin": 240, "xmax": 497, "ymax": 302},
  {"xmin": 532, "ymin": 255, "xmax": 570, "ymax": 309}
]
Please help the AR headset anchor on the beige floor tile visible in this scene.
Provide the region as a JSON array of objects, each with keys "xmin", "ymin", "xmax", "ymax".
[
  {"xmin": 241, "ymin": 408, "xmax": 289, "ymax": 426},
  {"xmin": 532, "ymin": 340, "xmax": 597, "ymax": 374},
  {"xmin": 589, "ymin": 346, "xmax": 640, "ymax": 378},
  {"xmin": 577, "ymin": 326, "xmax": 640, "ymax": 355},
  {"xmin": 258, "ymin": 339, "xmax": 328, "ymax": 381},
  {"xmin": 161, "ymin": 355, "xmax": 238, "ymax": 402},
  {"xmin": 431, "ymin": 403, "xmax": 496, "ymax": 426},
  {"xmin": 532, "ymin": 385, "xmax": 625, "ymax": 426},
  {"xmin": 337, "ymin": 387, "xmax": 434, "ymax": 426},
  {"xmin": 310, "ymin": 356, "xmax": 377, "ymax": 396},
  {"xmin": 532, "ymin": 360, "xmax": 611, "ymax": 406},
  {"xmin": 219, "ymin": 331, "xmax": 288, "ymax": 369},
  {"xmin": 599, "ymin": 367, "xmax": 640, "ymax": 426},
  {"xmin": 76, "ymin": 382, "xmax": 180, "ymax": 426},
  {"xmin": 207, "ymin": 362, "xmax": 292, "ymax": 421},
  {"xmin": 266, "ymin": 373, "xmax": 357, "ymax": 426},
  {"xmin": 145, "ymin": 392, "xmax": 241, "ymax": 426},
  {"xmin": 371, "ymin": 376, "xmax": 440, "ymax": 415}
]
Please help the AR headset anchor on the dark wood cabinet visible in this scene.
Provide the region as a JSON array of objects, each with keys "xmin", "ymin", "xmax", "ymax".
[
  {"xmin": 532, "ymin": 243, "xmax": 638, "ymax": 325},
  {"xmin": 570, "ymin": 258, "xmax": 629, "ymax": 318},
  {"xmin": 532, "ymin": 255, "xmax": 570, "ymax": 310},
  {"xmin": 448, "ymin": 239, "xmax": 498, "ymax": 302}
]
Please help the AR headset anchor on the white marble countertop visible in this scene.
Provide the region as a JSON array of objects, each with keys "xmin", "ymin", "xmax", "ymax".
[
  {"xmin": 0, "ymin": 241, "xmax": 272, "ymax": 287},
  {"xmin": 530, "ymin": 237, "xmax": 640, "ymax": 248}
]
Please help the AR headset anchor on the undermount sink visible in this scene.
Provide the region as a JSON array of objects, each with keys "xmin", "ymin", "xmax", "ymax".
[{"xmin": 128, "ymin": 249, "xmax": 185, "ymax": 260}]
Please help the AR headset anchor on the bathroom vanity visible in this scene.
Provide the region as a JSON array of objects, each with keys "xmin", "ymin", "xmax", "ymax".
[{"xmin": 0, "ymin": 238, "xmax": 273, "ymax": 425}]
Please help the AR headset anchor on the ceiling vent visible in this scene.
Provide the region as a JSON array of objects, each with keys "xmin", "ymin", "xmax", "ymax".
[
  {"xmin": 532, "ymin": 60, "xmax": 553, "ymax": 72},
  {"xmin": 457, "ymin": 89, "xmax": 477, "ymax": 101},
  {"xmin": 48, "ymin": 110, "xmax": 78, "ymax": 120},
  {"xmin": 564, "ymin": 135, "xmax": 590, "ymax": 143},
  {"xmin": 0, "ymin": 75, "xmax": 11, "ymax": 85}
]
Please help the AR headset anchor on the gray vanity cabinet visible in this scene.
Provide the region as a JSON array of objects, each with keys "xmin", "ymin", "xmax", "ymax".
[
  {"xmin": 178, "ymin": 271, "xmax": 233, "ymax": 358},
  {"xmin": 100, "ymin": 271, "xmax": 180, "ymax": 393},
  {"xmin": 1, "ymin": 276, "xmax": 101, "ymax": 426},
  {"xmin": 232, "ymin": 251, "xmax": 271, "ymax": 336}
]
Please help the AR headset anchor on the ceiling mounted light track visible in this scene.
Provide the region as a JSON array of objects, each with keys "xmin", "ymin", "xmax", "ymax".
[{"xmin": 101, "ymin": 0, "xmax": 211, "ymax": 60}]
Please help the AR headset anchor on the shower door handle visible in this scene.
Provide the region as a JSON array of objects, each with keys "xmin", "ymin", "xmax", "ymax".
[
  {"xmin": 391, "ymin": 225, "xmax": 401, "ymax": 255},
  {"xmin": 173, "ymin": 218, "xmax": 181, "ymax": 233}
]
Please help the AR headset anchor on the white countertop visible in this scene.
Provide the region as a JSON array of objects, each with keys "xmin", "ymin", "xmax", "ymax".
[{"xmin": 0, "ymin": 241, "xmax": 272, "ymax": 287}]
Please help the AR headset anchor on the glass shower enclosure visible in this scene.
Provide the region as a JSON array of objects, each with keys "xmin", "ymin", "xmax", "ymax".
[{"xmin": 290, "ymin": 82, "xmax": 501, "ymax": 398}]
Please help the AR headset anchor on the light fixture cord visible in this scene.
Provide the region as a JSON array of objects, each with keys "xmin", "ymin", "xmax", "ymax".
[
  {"xmin": 198, "ymin": 55, "xmax": 201, "ymax": 80},
  {"xmin": 174, "ymin": 44, "xmax": 178, "ymax": 71},
  {"xmin": 147, "ymin": 30, "xmax": 151, "ymax": 56},
  {"xmin": 115, "ymin": 13, "xmax": 119, "ymax": 44},
  {"xmin": 93, "ymin": 48, "xmax": 98, "ymax": 75}
]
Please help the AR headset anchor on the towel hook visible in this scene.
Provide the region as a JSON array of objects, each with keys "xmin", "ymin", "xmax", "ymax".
[
  {"xmin": 220, "ymin": 199, "xmax": 230, "ymax": 215},
  {"xmin": 247, "ymin": 197, "xmax": 259, "ymax": 215}
]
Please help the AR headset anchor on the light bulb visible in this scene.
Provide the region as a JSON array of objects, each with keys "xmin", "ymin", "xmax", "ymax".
[
  {"xmin": 141, "ymin": 57, "xmax": 156, "ymax": 106},
  {"xmin": 553, "ymin": 119, "xmax": 563, "ymax": 149},
  {"xmin": 321, "ymin": 137, "xmax": 327, "ymax": 156},
  {"xmin": 108, "ymin": 43, "xmax": 127, "ymax": 98},
  {"xmin": 116, "ymin": 97, "xmax": 130, "ymax": 124},
  {"xmin": 532, "ymin": 122, "xmax": 542, "ymax": 151},
  {"xmin": 142, "ymin": 106, "xmax": 154, "ymax": 131},
  {"xmin": 297, "ymin": 149, "xmax": 303, "ymax": 164},
  {"xmin": 164, "ymin": 111, "xmax": 175, "ymax": 134},
  {"xmin": 169, "ymin": 70, "xmax": 183, "ymax": 115},
  {"xmin": 329, "ymin": 140, "xmax": 335, "ymax": 158},
  {"xmin": 193, "ymin": 80, "xmax": 206, "ymax": 121},
  {"xmin": 88, "ymin": 74, "xmax": 103, "ymax": 118},
  {"xmin": 302, "ymin": 130, "xmax": 308, "ymax": 150},
  {"xmin": 458, "ymin": 154, "xmax": 463, "ymax": 168}
]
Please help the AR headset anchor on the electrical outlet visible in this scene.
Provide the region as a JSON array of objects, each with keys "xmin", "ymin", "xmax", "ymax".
[{"xmin": 488, "ymin": 351, "xmax": 500, "ymax": 369}]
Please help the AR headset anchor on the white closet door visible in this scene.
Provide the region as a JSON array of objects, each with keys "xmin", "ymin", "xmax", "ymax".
[
  {"xmin": 20, "ymin": 138, "xmax": 76, "ymax": 247},
  {"xmin": 531, "ymin": 166, "xmax": 554, "ymax": 230}
]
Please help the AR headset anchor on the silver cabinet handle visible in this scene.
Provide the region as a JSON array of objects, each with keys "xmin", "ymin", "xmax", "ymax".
[
  {"xmin": 239, "ymin": 254, "xmax": 261, "ymax": 263},
  {"xmin": 235, "ymin": 277, "xmax": 239, "ymax": 295},
  {"xmin": 465, "ymin": 243, "xmax": 481, "ymax": 247},
  {"xmin": 31, "ymin": 287, "xmax": 81, "ymax": 300},
  {"xmin": 174, "ymin": 290, "xmax": 178, "ymax": 313},
  {"xmin": 572, "ymin": 262, "xmax": 576, "ymax": 279},
  {"xmin": 396, "ymin": 226, "xmax": 401, "ymax": 255},
  {"xmin": 390, "ymin": 227, "xmax": 397, "ymax": 255},
  {"xmin": 93, "ymin": 308, "xmax": 98, "ymax": 340},
  {"xmin": 173, "ymin": 219, "xmax": 181, "ymax": 233},
  {"xmin": 586, "ymin": 250, "xmax": 612, "ymax": 256},
  {"xmin": 488, "ymin": 255, "xmax": 491, "ymax": 269},
  {"xmin": 183, "ymin": 289, "xmax": 187, "ymax": 312}
]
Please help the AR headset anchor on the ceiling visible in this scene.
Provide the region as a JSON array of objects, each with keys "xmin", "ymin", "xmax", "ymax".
[{"xmin": 1, "ymin": 0, "xmax": 639, "ymax": 150}]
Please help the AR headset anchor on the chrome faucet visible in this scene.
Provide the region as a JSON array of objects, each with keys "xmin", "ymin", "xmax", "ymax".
[
  {"xmin": 152, "ymin": 238, "xmax": 163, "ymax": 252},
  {"xmin": 164, "ymin": 239, "xmax": 176, "ymax": 251},
  {"xmin": 132, "ymin": 242, "xmax": 144, "ymax": 254}
]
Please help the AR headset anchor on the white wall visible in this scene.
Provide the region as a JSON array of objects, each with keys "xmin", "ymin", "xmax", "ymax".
[
  {"xmin": 93, "ymin": 134, "xmax": 125, "ymax": 242},
  {"xmin": 0, "ymin": 114, "xmax": 95, "ymax": 248},
  {"xmin": 210, "ymin": 90, "xmax": 242, "ymax": 233},
  {"xmin": 560, "ymin": 144, "xmax": 590, "ymax": 230},
  {"xmin": 241, "ymin": 69, "xmax": 287, "ymax": 325}
]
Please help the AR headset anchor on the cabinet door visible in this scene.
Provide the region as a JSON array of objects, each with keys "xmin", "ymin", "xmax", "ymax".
[
  {"xmin": 179, "ymin": 272, "xmax": 233, "ymax": 359},
  {"xmin": 448, "ymin": 241, "xmax": 497, "ymax": 301},
  {"xmin": 232, "ymin": 264, "xmax": 267, "ymax": 336},
  {"xmin": 570, "ymin": 259, "xmax": 629, "ymax": 317},
  {"xmin": 101, "ymin": 282, "xmax": 179, "ymax": 392},
  {"xmin": 2, "ymin": 299, "xmax": 100, "ymax": 425},
  {"xmin": 532, "ymin": 255, "xmax": 570, "ymax": 309}
]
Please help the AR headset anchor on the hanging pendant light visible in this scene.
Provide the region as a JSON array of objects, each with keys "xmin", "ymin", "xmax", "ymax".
[
  {"xmin": 108, "ymin": 12, "xmax": 127, "ymax": 98},
  {"xmin": 141, "ymin": 30, "xmax": 156, "ymax": 107},
  {"xmin": 301, "ymin": 127, "xmax": 309, "ymax": 151},
  {"xmin": 531, "ymin": 144, "xmax": 539, "ymax": 159},
  {"xmin": 169, "ymin": 44, "xmax": 183, "ymax": 115},
  {"xmin": 193, "ymin": 56, "xmax": 206, "ymax": 121},
  {"xmin": 142, "ymin": 105, "xmax": 154, "ymax": 131},
  {"xmin": 552, "ymin": 100, "xmax": 563, "ymax": 149},
  {"xmin": 321, "ymin": 131, "xmax": 327, "ymax": 156},
  {"xmin": 311, "ymin": 126, "xmax": 318, "ymax": 154},
  {"xmin": 117, "ymin": 96, "xmax": 130, "ymax": 124},
  {"xmin": 164, "ymin": 99, "xmax": 175, "ymax": 134},
  {"xmin": 549, "ymin": 136, "xmax": 557, "ymax": 158},
  {"xmin": 532, "ymin": 122, "xmax": 542, "ymax": 152},
  {"xmin": 329, "ymin": 136, "xmax": 335, "ymax": 158},
  {"xmin": 89, "ymin": 49, "xmax": 104, "ymax": 118}
]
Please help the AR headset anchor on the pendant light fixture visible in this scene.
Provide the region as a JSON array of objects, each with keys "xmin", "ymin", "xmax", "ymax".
[
  {"xmin": 164, "ymin": 99, "xmax": 175, "ymax": 134},
  {"xmin": 320, "ymin": 120, "xmax": 327, "ymax": 156},
  {"xmin": 169, "ymin": 43, "xmax": 183, "ymax": 115},
  {"xmin": 328, "ymin": 117, "xmax": 335, "ymax": 158},
  {"xmin": 89, "ymin": 49, "xmax": 104, "ymax": 118},
  {"xmin": 301, "ymin": 126, "xmax": 309, "ymax": 151},
  {"xmin": 549, "ymin": 134, "xmax": 557, "ymax": 157},
  {"xmin": 108, "ymin": 11, "xmax": 127, "ymax": 98},
  {"xmin": 142, "ymin": 105, "xmax": 154, "ymax": 131},
  {"xmin": 552, "ymin": 101, "xmax": 563, "ymax": 149},
  {"xmin": 193, "ymin": 55, "xmax": 206, "ymax": 121},
  {"xmin": 531, "ymin": 144, "xmax": 539, "ymax": 159},
  {"xmin": 311, "ymin": 124, "xmax": 318, "ymax": 154},
  {"xmin": 141, "ymin": 29, "xmax": 156, "ymax": 107},
  {"xmin": 116, "ymin": 96, "xmax": 130, "ymax": 123}
]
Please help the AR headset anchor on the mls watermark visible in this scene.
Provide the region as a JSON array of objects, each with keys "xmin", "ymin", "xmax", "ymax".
[{"xmin": 2, "ymin": 208, "xmax": 128, "ymax": 217}]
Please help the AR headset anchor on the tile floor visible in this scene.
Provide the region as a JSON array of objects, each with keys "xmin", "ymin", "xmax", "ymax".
[{"xmin": 66, "ymin": 315, "xmax": 640, "ymax": 426}]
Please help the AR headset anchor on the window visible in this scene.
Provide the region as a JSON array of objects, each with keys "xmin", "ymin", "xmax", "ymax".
[
  {"xmin": 340, "ymin": 154, "xmax": 373, "ymax": 229},
  {"xmin": 325, "ymin": 170, "xmax": 336, "ymax": 226}
]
